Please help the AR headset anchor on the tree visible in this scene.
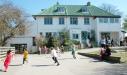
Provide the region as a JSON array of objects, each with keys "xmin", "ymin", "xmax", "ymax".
[
  {"xmin": 59, "ymin": 28, "xmax": 70, "ymax": 46},
  {"xmin": 123, "ymin": 17, "xmax": 127, "ymax": 30},
  {"xmin": 0, "ymin": 0, "xmax": 29, "ymax": 46},
  {"xmin": 100, "ymin": 3, "xmax": 122, "ymax": 15}
]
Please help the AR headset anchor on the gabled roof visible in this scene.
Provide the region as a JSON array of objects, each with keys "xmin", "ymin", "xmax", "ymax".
[{"xmin": 33, "ymin": 3, "xmax": 120, "ymax": 18}]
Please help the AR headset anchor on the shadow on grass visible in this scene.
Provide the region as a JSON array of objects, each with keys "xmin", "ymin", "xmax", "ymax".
[
  {"xmin": 78, "ymin": 52, "xmax": 121, "ymax": 64},
  {"xmin": 32, "ymin": 64, "xmax": 55, "ymax": 67}
]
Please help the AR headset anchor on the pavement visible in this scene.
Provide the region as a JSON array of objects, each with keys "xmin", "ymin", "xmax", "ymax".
[{"xmin": 0, "ymin": 48, "xmax": 126, "ymax": 75}]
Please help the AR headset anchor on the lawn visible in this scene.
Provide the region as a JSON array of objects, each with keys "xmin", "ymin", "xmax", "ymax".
[{"xmin": 89, "ymin": 50, "xmax": 127, "ymax": 63}]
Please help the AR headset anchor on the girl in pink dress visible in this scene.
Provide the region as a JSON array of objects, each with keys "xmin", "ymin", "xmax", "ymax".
[{"xmin": 4, "ymin": 50, "xmax": 13, "ymax": 72}]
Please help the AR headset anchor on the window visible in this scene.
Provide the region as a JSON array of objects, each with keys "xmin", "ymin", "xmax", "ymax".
[
  {"xmin": 110, "ymin": 18, "xmax": 119, "ymax": 23},
  {"xmin": 110, "ymin": 18, "xmax": 114, "ymax": 23},
  {"xmin": 53, "ymin": 32, "xmax": 58, "ymax": 36},
  {"xmin": 84, "ymin": 18, "xmax": 90, "ymax": 25},
  {"xmin": 114, "ymin": 18, "xmax": 119, "ymax": 23},
  {"xmin": 104, "ymin": 18, "xmax": 108, "ymax": 23},
  {"xmin": 32, "ymin": 37, "xmax": 36, "ymax": 46},
  {"xmin": 81, "ymin": 7, "xmax": 88, "ymax": 12},
  {"xmin": 57, "ymin": 7, "xmax": 65, "ymax": 12},
  {"xmin": 99, "ymin": 18, "xmax": 108, "ymax": 23},
  {"xmin": 73, "ymin": 34, "xmax": 79, "ymax": 39},
  {"xmin": 70, "ymin": 17, "xmax": 78, "ymax": 25},
  {"xmin": 45, "ymin": 32, "xmax": 52, "ymax": 38},
  {"xmin": 99, "ymin": 18, "xmax": 103, "ymax": 23},
  {"xmin": 59, "ymin": 17, "xmax": 64, "ymax": 25},
  {"xmin": 44, "ymin": 17, "xmax": 52, "ymax": 24}
]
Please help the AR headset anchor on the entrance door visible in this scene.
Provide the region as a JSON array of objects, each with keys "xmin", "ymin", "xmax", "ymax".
[{"xmin": 11, "ymin": 44, "xmax": 27, "ymax": 54}]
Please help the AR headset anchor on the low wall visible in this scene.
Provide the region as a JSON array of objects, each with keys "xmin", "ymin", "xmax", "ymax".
[{"xmin": 0, "ymin": 47, "xmax": 15, "ymax": 61}]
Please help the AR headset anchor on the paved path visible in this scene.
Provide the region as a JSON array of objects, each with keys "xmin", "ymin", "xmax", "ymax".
[{"xmin": 0, "ymin": 49, "xmax": 125, "ymax": 75}]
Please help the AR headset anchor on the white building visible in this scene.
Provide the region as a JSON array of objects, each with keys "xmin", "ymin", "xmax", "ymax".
[{"xmin": 7, "ymin": 2, "xmax": 121, "ymax": 53}]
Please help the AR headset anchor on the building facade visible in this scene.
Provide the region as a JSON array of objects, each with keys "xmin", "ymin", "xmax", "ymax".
[{"xmin": 7, "ymin": 2, "xmax": 121, "ymax": 53}]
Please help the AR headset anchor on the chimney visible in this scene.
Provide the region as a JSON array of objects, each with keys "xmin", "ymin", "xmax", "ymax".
[
  {"xmin": 87, "ymin": 2, "xmax": 91, "ymax": 6},
  {"xmin": 41, "ymin": 9, "xmax": 44, "ymax": 11},
  {"xmin": 56, "ymin": 2, "xmax": 59, "ymax": 5}
]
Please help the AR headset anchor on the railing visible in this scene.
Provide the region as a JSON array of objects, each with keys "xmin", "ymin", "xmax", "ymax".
[{"xmin": 0, "ymin": 47, "xmax": 15, "ymax": 61}]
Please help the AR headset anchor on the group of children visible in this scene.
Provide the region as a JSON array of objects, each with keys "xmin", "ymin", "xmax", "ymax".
[
  {"xmin": 100, "ymin": 45, "xmax": 111, "ymax": 60},
  {"xmin": 3, "ymin": 44, "xmax": 77, "ymax": 72},
  {"xmin": 3, "ymin": 49, "xmax": 28, "ymax": 72}
]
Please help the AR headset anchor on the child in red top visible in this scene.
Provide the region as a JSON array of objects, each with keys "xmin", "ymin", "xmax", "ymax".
[{"xmin": 4, "ymin": 50, "xmax": 13, "ymax": 72}]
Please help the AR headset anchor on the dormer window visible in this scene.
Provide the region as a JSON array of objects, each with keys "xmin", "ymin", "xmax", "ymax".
[
  {"xmin": 57, "ymin": 7, "xmax": 65, "ymax": 13},
  {"xmin": 81, "ymin": 7, "xmax": 88, "ymax": 13}
]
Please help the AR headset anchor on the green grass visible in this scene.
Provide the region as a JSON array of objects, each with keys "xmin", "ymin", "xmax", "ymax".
[{"xmin": 89, "ymin": 50, "xmax": 127, "ymax": 63}]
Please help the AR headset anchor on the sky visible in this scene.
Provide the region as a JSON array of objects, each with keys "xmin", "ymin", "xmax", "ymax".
[{"xmin": 1, "ymin": 0, "xmax": 126, "ymax": 18}]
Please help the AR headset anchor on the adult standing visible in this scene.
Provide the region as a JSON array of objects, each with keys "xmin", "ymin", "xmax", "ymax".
[
  {"xmin": 38, "ymin": 46, "xmax": 41, "ymax": 55},
  {"xmin": 100, "ymin": 37, "xmax": 106, "ymax": 47}
]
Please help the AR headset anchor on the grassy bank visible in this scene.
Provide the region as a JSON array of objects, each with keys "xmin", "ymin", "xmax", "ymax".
[{"xmin": 89, "ymin": 50, "xmax": 127, "ymax": 63}]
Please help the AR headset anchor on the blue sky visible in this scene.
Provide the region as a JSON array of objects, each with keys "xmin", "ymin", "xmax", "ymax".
[{"xmin": 5, "ymin": 0, "xmax": 127, "ymax": 17}]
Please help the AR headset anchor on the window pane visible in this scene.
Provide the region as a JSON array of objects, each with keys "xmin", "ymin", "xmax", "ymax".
[
  {"xmin": 70, "ymin": 17, "xmax": 78, "ymax": 25},
  {"xmin": 59, "ymin": 17, "xmax": 64, "ymax": 25},
  {"xmin": 115, "ymin": 18, "xmax": 119, "ymax": 23},
  {"xmin": 44, "ymin": 17, "xmax": 52, "ymax": 24},
  {"xmin": 73, "ymin": 34, "xmax": 79, "ymax": 39},
  {"xmin": 99, "ymin": 18, "xmax": 103, "ymax": 23},
  {"xmin": 82, "ymin": 7, "xmax": 88, "ymax": 12},
  {"xmin": 57, "ymin": 7, "xmax": 65, "ymax": 12},
  {"xmin": 84, "ymin": 18, "xmax": 90, "ymax": 25},
  {"xmin": 104, "ymin": 18, "xmax": 108, "ymax": 23},
  {"xmin": 110, "ymin": 18, "xmax": 114, "ymax": 23}
]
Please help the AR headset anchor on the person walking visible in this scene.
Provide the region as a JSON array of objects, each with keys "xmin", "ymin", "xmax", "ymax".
[
  {"xmin": 51, "ymin": 47, "xmax": 60, "ymax": 66},
  {"xmin": 60, "ymin": 45, "xmax": 64, "ymax": 53},
  {"xmin": 43, "ymin": 46, "xmax": 48, "ymax": 54},
  {"xmin": 38, "ymin": 46, "xmax": 41, "ymax": 55},
  {"xmin": 23, "ymin": 49, "xmax": 28, "ymax": 64},
  {"xmin": 3, "ymin": 50, "xmax": 13, "ymax": 72},
  {"xmin": 71, "ymin": 44, "xmax": 76, "ymax": 59}
]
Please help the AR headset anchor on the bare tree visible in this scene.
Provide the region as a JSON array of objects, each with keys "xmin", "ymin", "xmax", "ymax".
[
  {"xmin": 0, "ymin": 0, "xmax": 29, "ymax": 46},
  {"xmin": 100, "ymin": 3, "xmax": 122, "ymax": 15}
]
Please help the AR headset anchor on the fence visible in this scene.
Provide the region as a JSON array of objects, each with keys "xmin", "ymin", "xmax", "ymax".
[{"xmin": 0, "ymin": 47, "xmax": 15, "ymax": 61}]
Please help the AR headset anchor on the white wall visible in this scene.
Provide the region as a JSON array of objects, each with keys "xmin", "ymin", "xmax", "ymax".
[
  {"xmin": 96, "ymin": 18, "xmax": 121, "ymax": 44},
  {"xmin": 35, "ymin": 16, "xmax": 94, "ymax": 40}
]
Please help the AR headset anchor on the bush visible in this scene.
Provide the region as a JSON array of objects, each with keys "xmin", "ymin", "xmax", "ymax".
[{"xmin": 72, "ymin": 40, "xmax": 80, "ymax": 45}]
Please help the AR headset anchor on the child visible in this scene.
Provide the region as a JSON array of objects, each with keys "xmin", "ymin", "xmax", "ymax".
[
  {"xmin": 51, "ymin": 47, "xmax": 60, "ymax": 66},
  {"xmin": 43, "ymin": 46, "xmax": 48, "ymax": 54},
  {"xmin": 72, "ymin": 44, "xmax": 76, "ymax": 59},
  {"xmin": 4, "ymin": 50, "xmax": 13, "ymax": 72},
  {"xmin": 105, "ymin": 45, "xmax": 111, "ymax": 57},
  {"xmin": 23, "ymin": 49, "xmax": 28, "ymax": 64},
  {"xmin": 100, "ymin": 45, "xmax": 106, "ymax": 60},
  {"xmin": 56, "ymin": 47, "xmax": 61, "ymax": 57}
]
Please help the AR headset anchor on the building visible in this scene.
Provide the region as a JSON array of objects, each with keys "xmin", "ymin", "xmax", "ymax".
[{"xmin": 7, "ymin": 2, "xmax": 121, "ymax": 53}]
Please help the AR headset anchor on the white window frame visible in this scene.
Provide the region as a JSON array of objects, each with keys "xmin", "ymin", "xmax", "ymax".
[
  {"xmin": 44, "ymin": 17, "xmax": 53, "ymax": 25},
  {"xmin": 84, "ymin": 18, "xmax": 90, "ymax": 25},
  {"xmin": 70, "ymin": 17, "xmax": 78, "ymax": 25}
]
